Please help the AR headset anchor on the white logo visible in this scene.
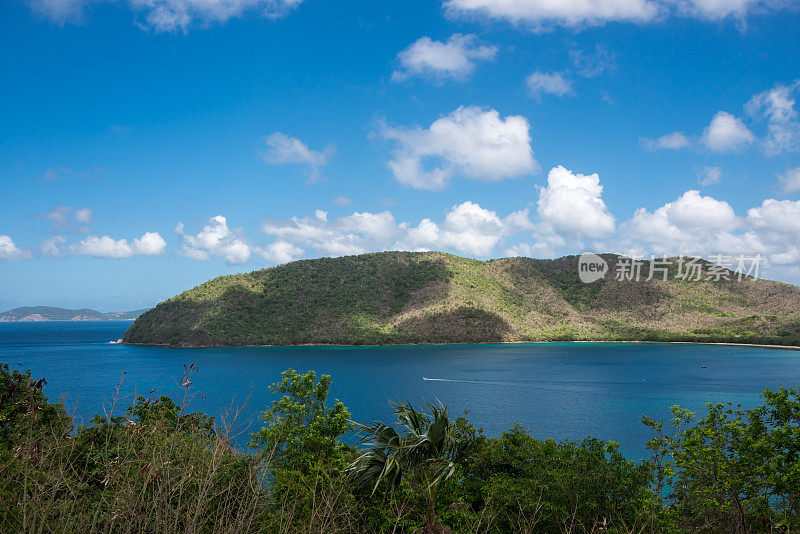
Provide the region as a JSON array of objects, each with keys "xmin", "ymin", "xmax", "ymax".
[{"xmin": 578, "ymin": 253, "xmax": 608, "ymax": 283}]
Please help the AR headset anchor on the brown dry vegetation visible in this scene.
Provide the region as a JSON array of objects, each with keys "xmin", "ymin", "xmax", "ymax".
[{"xmin": 124, "ymin": 251, "xmax": 800, "ymax": 347}]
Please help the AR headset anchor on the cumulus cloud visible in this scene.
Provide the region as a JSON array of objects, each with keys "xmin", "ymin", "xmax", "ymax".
[
  {"xmin": 745, "ymin": 80, "xmax": 800, "ymax": 155},
  {"xmin": 177, "ymin": 215, "xmax": 251, "ymax": 264},
  {"xmin": 645, "ymin": 82, "xmax": 800, "ymax": 156},
  {"xmin": 392, "ymin": 34, "xmax": 497, "ymax": 82},
  {"xmin": 779, "ymin": 167, "xmax": 800, "ymax": 193},
  {"xmin": 537, "ymin": 165, "xmax": 615, "ymax": 238},
  {"xmin": 526, "ymin": 72, "xmax": 573, "ymax": 101},
  {"xmin": 261, "ymin": 132, "xmax": 334, "ymax": 183},
  {"xmin": 401, "ymin": 202, "xmax": 508, "ymax": 256},
  {"xmin": 747, "ymin": 199, "xmax": 800, "ymax": 234},
  {"xmin": 380, "ymin": 106, "xmax": 537, "ymax": 190},
  {"xmin": 618, "ymin": 190, "xmax": 747, "ymax": 261},
  {"xmin": 256, "ymin": 241, "xmax": 305, "ymax": 264},
  {"xmin": 641, "ymin": 132, "xmax": 690, "ymax": 151},
  {"xmin": 261, "ymin": 202, "xmax": 517, "ymax": 258},
  {"xmin": 0, "ymin": 235, "xmax": 32, "ymax": 261},
  {"xmin": 701, "ymin": 111, "xmax": 755, "ymax": 152},
  {"xmin": 262, "ymin": 210, "xmax": 396, "ymax": 257},
  {"xmin": 67, "ymin": 232, "xmax": 167, "ymax": 258},
  {"xmin": 697, "ymin": 166, "xmax": 722, "ymax": 186}
]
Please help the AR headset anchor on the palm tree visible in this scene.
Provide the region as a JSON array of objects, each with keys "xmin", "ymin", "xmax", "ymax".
[{"xmin": 347, "ymin": 400, "xmax": 472, "ymax": 533}]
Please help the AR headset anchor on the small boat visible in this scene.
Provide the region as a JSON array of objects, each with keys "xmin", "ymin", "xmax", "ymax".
[{"xmin": 700, "ymin": 365, "xmax": 708, "ymax": 368}]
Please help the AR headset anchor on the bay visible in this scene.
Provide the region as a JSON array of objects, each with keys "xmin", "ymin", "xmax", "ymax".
[{"xmin": 2, "ymin": 321, "xmax": 799, "ymax": 460}]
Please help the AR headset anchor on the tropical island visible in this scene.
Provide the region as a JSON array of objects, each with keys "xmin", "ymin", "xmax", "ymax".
[{"xmin": 124, "ymin": 251, "xmax": 800, "ymax": 348}]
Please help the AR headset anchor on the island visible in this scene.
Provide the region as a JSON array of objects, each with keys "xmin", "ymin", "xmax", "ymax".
[
  {"xmin": 123, "ymin": 251, "xmax": 800, "ymax": 347},
  {"xmin": 0, "ymin": 306, "xmax": 148, "ymax": 322}
]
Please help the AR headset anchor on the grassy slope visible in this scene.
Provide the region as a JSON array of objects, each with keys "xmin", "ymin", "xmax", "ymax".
[{"xmin": 124, "ymin": 251, "xmax": 800, "ymax": 347}]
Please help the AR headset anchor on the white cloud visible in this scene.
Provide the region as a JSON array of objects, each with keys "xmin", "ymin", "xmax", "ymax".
[
  {"xmin": 73, "ymin": 207, "xmax": 93, "ymax": 224},
  {"xmin": 697, "ymin": 166, "xmax": 722, "ymax": 186},
  {"xmin": 177, "ymin": 215, "xmax": 251, "ymax": 264},
  {"xmin": 30, "ymin": 0, "xmax": 303, "ymax": 30},
  {"xmin": 38, "ymin": 206, "xmax": 93, "ymax": 229},
  {"xmin": 380, "ymin": 106, "xmax": 537, "ymax": 190},
  {"xmin": 644, "ymin": 82, "xmax": 800, "ymax": 157},
  {"xmin": 262, "ymin": 210, "xmax": 396, "ymax": 257},
  {"xmin": 570, "ymin": 45, "xmax": 616, "ymax": 78},
  {"xmin": 747, "ymin": 199, "xmax": 800, "ymax": 234},
  {"xmin": 444, "ymin": 0, "xmax": 659, "ymax": 28},
  {"xmin": 0, "ymin": 235, "xmax": 32, "ymax": 261},
  {"xmin": 619, "ymin": 190, "xmax": 744, "ymax": 259},
  {"xmin": 134, "ymin": 232, "xmax": 168, "ymax": 255},
  {"xmin": 261, "ymin": 132, "xmax": 334, "ymax": 183},
  {"xmin": 261, "ymin": 202, "xmax": 510, "ymax": 258},
  {"xmin": 641, "ymin": 132, "xmax": 690, "ymax": 151},
  {"xmin": 256, "ymin": 241, "xmax": 305, "ymax": 264},
  {"xmin": 443, "ymin": 0, "xmax": 793, "ymax": 28},
  {"xmin": 779, "ymin": 167, "xmax": 800, "ymax": 193},
  {"xmin": 338, "ymin": 211, "xmax": 398, "ymax": 241},
  {"xmin": 661, "ymin": 190, "xmax": 739, "ymax": 231},
  {"xmin": 28, "ymin": 0, "xmax": 88, "ymax": 25},
  {"xmin": 333, "ymin": 196, "xmax": 352, "ymax": 206},
  {"xmin": 68, "ymin": 232, "xmax": 167, "ymax": 258},
  {"xmin": 526, "ymin": 72, "xmax": 573, "ymax": 101},
  {"xmin": 129, "ymin": 0, "xmax": 303, "ymax": 31},
  {"xmin": 537, "ymin": 165, "xmax": 615, "ymax": 238},
  {"xmin": 745, "ymin": 80, "xmax": 800, "ymax": 155},
  {"xmin": 701, "ymin": 111, "xmax": 755, "ymax": 152},
  {"xmin": 671, "ymin": 0, "xmax": 790, "ymax": 20},
  {"xmin": 41, "ymin": 236, "xmax": 67, "ymax": 258},
  {"xmin": 402, "ymin": 201, "xmax": 507, "ymax": 256},
  {"xmin": 392, "ymin": 34, "xmax": 497, "ymax": 82}
]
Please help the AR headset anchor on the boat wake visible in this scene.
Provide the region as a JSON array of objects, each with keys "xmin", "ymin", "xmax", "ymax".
[{"xmin": 422, "ymin": 376, "xmax": 498, "ymax": 385}]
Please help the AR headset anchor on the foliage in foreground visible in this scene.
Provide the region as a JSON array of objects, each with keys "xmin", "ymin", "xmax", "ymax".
[{"xmin": 1, "ymin": 362, "xmax": 799, "ymax": 533}]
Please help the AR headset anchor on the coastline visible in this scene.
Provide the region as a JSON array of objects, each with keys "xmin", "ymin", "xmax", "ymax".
[{"xmin": 123, "ymin": 339, "xmax": 800, "ymax": 351}]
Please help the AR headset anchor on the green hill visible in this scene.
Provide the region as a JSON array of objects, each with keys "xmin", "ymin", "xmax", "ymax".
[{"xmin": 124, "ymin": 251, "xmax": 800, "ymax": 347}]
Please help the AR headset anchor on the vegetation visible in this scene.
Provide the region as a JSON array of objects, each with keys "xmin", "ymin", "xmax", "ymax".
[
  {"xmin": 349, "ymin": 400, "xmax": 475, "ymax": 533},
  {"xmin": 124, "ymin": 251, "xmax": 800, "ymax": 347},
  {"xmin": 2, "ymin": 362, "xmax": 800, "ymax": 533}
]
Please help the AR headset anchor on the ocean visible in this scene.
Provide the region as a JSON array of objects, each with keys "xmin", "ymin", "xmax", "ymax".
[{"xmin": 2, "ymin": 320, "xmax": 798, "ymax": 460}]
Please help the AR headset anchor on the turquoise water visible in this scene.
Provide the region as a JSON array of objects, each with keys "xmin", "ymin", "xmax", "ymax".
[{"xmin": 2, "ymin": 321, "xmax": 799, "ymax": 460}]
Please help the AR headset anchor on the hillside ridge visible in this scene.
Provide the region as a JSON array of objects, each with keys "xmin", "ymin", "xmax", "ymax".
[
  {"xmin": 124, "ymin": 251, "xmax": 800, "ymax": 347},
  {"xmin": 1, "ymin": 306, "xmax": 148, "ymax": 322}
]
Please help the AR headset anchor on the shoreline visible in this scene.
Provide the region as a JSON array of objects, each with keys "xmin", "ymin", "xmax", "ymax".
[{"xmin": 124, "ymin": 339, "xmax": 800, "ymax": 351}]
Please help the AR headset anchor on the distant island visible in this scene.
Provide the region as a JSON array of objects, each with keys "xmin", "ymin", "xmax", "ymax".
[
  {"xmin": 0, "ymin": 306, "xmax": 149, "ymax": 322},
  {"xmin": 124, "ymin": 251, "xmax": 800, "ymax": 348}
]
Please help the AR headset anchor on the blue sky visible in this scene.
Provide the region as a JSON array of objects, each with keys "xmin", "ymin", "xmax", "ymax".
[{"xmin": 1, "ymin": 0, "xmax": 800, "ymax": 311}]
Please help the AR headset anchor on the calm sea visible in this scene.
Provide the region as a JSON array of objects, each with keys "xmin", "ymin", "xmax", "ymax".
[{"xmin": 2, "ymin": 321, "xmax": 799, "ymax": 460}]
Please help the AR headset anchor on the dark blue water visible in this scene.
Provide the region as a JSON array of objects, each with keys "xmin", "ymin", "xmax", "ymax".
[{"xmin": 2, "ymin": 321, "xmax": 799, "ymax": 460}]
